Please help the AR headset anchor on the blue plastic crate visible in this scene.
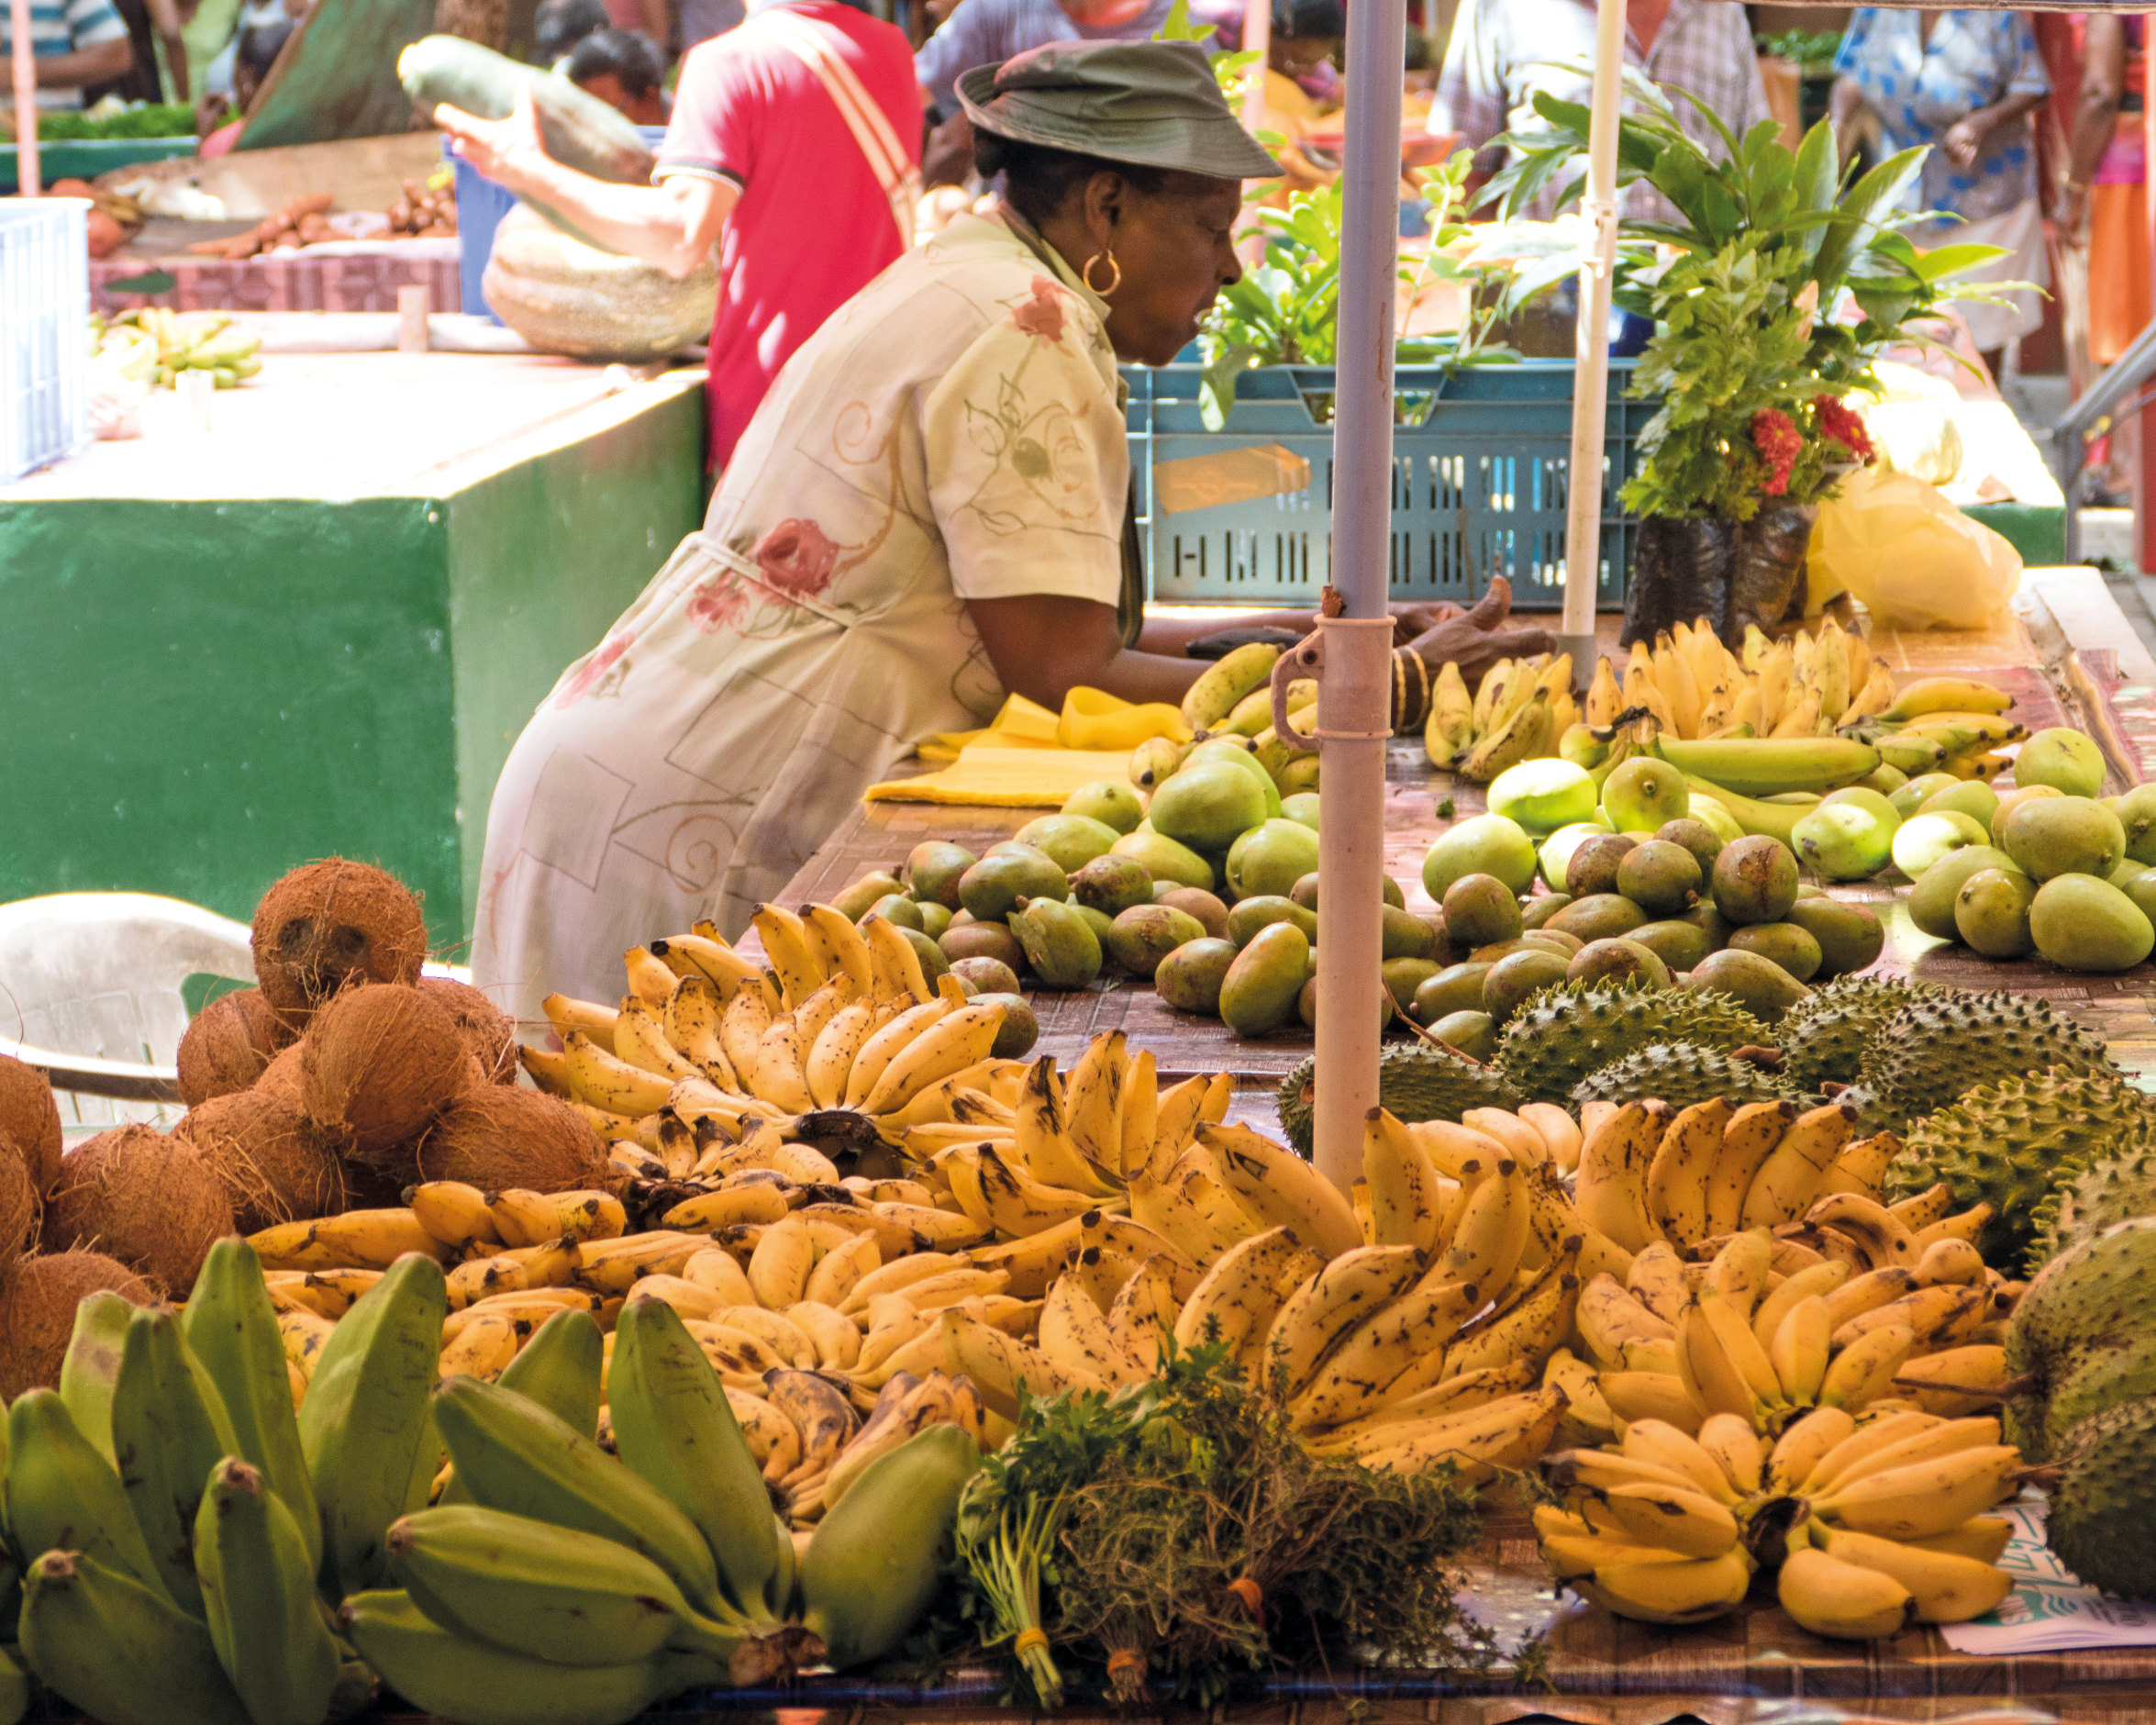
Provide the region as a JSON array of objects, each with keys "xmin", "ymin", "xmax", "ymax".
[
  {"xmin": 1120, "ymin": 357, "xmax": 1651, "ymax": 611},
  {"xmin": 450, "ymin": 126, "xmax": 668, "ymax": 324},
  {"xmin": 2, "ymin": 196, "xmax": 89, "ymax": 484}
]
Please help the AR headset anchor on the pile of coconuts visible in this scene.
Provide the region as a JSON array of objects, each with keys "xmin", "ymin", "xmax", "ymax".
[{"xmin": 0, "ymin": 859, "xmax": 615, "ymax": 1397}]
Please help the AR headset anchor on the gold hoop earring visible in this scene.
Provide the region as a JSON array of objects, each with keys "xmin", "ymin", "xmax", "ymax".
[{"xmin": 1083, "ymin": 250, "xmax": 1121, "ymax": 295}]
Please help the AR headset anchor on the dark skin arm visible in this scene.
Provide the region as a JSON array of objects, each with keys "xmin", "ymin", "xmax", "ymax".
[
  {"xmin": 967, "ymin": 581, "xmax": 1554, "ymax": 711},
  {"xmin": 2062, "ymin": 15, "xmax": 2125, "ymax": 241}
]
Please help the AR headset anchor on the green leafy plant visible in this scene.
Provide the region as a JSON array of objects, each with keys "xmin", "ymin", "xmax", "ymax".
[
  {"xmin": 25, "ymin": 103, "xmax": 195, "ymax": 140},
  {"xmin": 1196, "ymin": 151, "xmax": 1559, "ymax": 429},
  {"xmin": 951, "ymin": 1337, "xmax": 1493, "ymax": 1709},
  {"xmin": 1754, "ymin": 28, "xmax": 1845, "ymax": 78},
  {"xmin": 1481, "ymin": 77, "xmax": 2014, "ymax": 518}
]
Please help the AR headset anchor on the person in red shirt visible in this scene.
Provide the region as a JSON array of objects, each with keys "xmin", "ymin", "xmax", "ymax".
[{"xmin": 435, "ymin": 0, "xmax": 919, "ymax": 471}]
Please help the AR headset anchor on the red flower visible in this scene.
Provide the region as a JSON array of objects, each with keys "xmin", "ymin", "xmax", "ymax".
[
  {"xmin": 686, "ymin": 578, "xmax": 749, "ymax": 634},
  {"xmin": 1750, "ymin": 407, "xmax": 1802, "ymax": 497},
  {"xmin": 1011, "ymin": 275, "xmax": 1068, "ymax": 342},
  {"xmin": 751, "ymin": 518, "xmax": 839, "ymax": 600},
  {"xmin": 553, "ymin": 630, "xmax": 632, "ymax": 707},
  {"xmin": 1813, "ymin": 394, "xmax": 1876, "ymax": 462}
]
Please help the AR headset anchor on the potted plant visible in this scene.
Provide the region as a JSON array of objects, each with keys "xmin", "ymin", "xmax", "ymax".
[
  {"xmin": 1483, "ymin": 77, "xmax": 2016, "ymax": 644},
  {"xmin": 1195, "ymin": 151, "xmax": 1572, "ymax": 429}
]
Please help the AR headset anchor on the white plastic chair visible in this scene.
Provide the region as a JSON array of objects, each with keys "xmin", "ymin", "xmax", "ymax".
[
  {"xmin": 0, "ymin": 891, "xmax": 476, "ymax": 1136},
  {"xmin": 0, "ymin": 892, "xmax": 256, "ymax": 1131}
]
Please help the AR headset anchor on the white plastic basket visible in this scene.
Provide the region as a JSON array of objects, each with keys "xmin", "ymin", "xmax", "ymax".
[{"xmin": 1, "ymin": 196, "xmax": 90, "ymax": 483}]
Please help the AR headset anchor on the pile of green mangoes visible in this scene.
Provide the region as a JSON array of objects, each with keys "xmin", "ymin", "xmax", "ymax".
[
  {"xmin": 1895, "ymin": 730, "xmax": 2156, "ymax": 972},
  {"xmin": 828, "ymin": 756, "xmax": 1381, "ymax": 1037},
  {"xmin": 1406, "ymin": 757, "xmax": 1884, "ymax": 1057}
]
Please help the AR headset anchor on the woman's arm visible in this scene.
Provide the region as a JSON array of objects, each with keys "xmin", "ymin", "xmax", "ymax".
[
  {"xmin": 145, "ymin": 0, "xmax": 188, "ymax": 104},
  {"xmin": 971, "ymin": 595, "xmax": 1208, "ymax": 708},
  {"xmin": 971, "ymin": 583, "xmax": 1551, "ymax": 713},
  {"xmin": 1830, "ymin": 76, "xmax": 1868, "ymax": 168},
  {"xmin": 1134, "ymin": 601, "xmax": 1477, "ymax": 658},
  {"xmin": 435, "ymin": 86, "xmax": 737, "ymax": 277},
  {"xmin": 2062, "ymin": 17, "xmax": 2125, "ymax": 239},
  {"xmin": 1941, "ymin": 88, "xmax": 2046, "ymax": 169}
]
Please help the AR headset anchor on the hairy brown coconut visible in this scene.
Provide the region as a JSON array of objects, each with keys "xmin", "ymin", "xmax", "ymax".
[
  {"xmin": 417, "ymin": 975, "xmax": 518, "ymax": 1085},
  {"xmin": 176, "ymin": 986, "xmax": 293, "ymax": 1107},
  {"xmin": 0, "ymin": 1250, "xmax": 152, "ymax": 1398},
  {"xmin": 417, "ymin": 1085, "xmax": 614, "ymax": 1195},
  {"xmin": 301, "ymin": 983, "xmax": 471, "ymax": 1174},
  {"xmin": 251, "ymin": 859, "xmax": 428, "ymax": 1030},
  {"xmin": 0, "ymin": 1052, "xmax": 63, "ymax": 1196},
  {"xmin": 256, "ymin": 1042, "xmax": 305, "ymax": 1108},
  {"xmin": 176, "ymin": 1088, "xmax": 349, "ymax": 1234},
  {"xmin": 0, "ymin": 1151, "xmax": 38, "ymax": 1263},
  {"xmin": 44, "ymin": 1124, "xmax": 237, "ymax": 1297}
]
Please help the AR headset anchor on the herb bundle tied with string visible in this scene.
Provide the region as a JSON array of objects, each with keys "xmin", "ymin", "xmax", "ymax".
[{"xmin": 954, "ymin": 1339, "xmax": 1497, "ymax": 1709}]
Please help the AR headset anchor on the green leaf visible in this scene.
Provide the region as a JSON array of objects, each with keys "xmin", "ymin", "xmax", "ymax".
[
  {"xmin": 1812, "ymin": 145, "xmax": 1923, "ymax": 291},
  {"xmin": 1199, "ymin": 341, "xmax": 1257, "ymax": 431}
]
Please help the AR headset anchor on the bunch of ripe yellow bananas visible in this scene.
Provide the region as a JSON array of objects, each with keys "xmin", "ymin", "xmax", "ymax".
[
  {"xmin": 1584, "ymin": 616, "xmax": 1887, "ymax": 744},
  {"xmin": 517, "ymin": 907, "xmax": 1020, "ymax": 1172},
  {"xmin": 1536, "ymin": 1234, "xmax": 2024, "ymax": 1639},
  {"xmin": 1424, "ymin": 652, "xmax": 1579, "ymax": 781},
  {"xmin": 1561, "ymin": 1097, "xmax": 2012, "ymax": 1425}
]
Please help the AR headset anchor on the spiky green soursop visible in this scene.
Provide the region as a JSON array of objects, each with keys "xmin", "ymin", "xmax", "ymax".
[
  {"xmin": 2044, "ymin": 1396, "xmax": 2156, "ymax": 1599},
  {"xmin": 1850, "ymin": 989, "xmax": 2117, "ymax": 1135},
  {"xmin": 1494, "ymin": 982, "xmax": 1766, "ymax": 1108},
  {"xmin": 1777, "ymin": 974, "xmax": 1932, "ymax": 1093},
  {"xmin": 2003, "ymin": 1216, "xmax": 2156, "ymax": 1462},
  {"xmin": 1276, "ymin": 1041, "xmax": 1525, "ymax": 1158},
  {"xmin": 1883, "ymin": 1071, "xmax": 2156, "ymax": 1271},
  {"xmin": 1572, "ymin": 1041, "xmax": 1804, "ymax": 1111},
  {"xmin": 2029, "ymin": 1141, "xmax": 2156, "ymax": 1274}
]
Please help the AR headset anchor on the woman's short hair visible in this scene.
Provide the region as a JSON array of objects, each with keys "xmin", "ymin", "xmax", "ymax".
[
  {"xmin": 534, "ymin": 0, "xmax": 609, "ymax": 63},
  {"xmin": 567, "ymin": 27, "xmax": 666, "ymax": 98},
  {"xmin": 973, "ymin": 133, "xmax": 1171, "ymax": 228},
  {"xmin": 1273, "ymin": 0, "xmax": 1344, "ymax": 38},
  {"xmin": 235, "ymin": 18, "xmax": 292, "ymax": 81}
]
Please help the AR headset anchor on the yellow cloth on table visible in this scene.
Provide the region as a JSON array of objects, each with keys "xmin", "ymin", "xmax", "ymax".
[
  {"xmin": 1055, "ymin": 688, "xmax": 1192, "ymax": 751},
  {"xmin": 906, "ymin": 689, "xmax": 1188, "ymax": 770},
  {"xmin": 864, "ymin": 744, "xmax": 1136, "ymax": 807}
]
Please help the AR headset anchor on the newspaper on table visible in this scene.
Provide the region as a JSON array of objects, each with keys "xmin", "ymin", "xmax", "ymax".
[{"xmin": 1942, "ymin": 1500, "xmax": 2156, "ymax": 1653}]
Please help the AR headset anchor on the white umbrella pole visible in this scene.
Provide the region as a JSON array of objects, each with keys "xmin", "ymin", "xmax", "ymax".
[
  {"xmin": 1307, "ymin": 0, "xmax": 1406, "ymax": 1191},
  {"xmin": 10, "ymin": 0, "xmax": 39, "ymax": 196},
  {"xmin": 1239, "ymin": 0, "xmax": 1271, "ymax": 134},
  {"xmin": 1556, "ymin": 0, "xmax": 1628, "ymax": 668}
]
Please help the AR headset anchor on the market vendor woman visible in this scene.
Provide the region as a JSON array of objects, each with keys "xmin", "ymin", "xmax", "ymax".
[{"xmin": 474, "ymin": 39, "xmax": 1549, "ymax": 1019}]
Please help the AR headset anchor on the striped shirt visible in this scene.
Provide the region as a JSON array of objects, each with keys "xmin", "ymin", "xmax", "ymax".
[
  {"xmin": 1, "ymin": 0, "xmax": 130, "ymax": 106},
  {"xmin": 914, "ymin": 0, "xmax": 1174, "ymax": 114},
  {"xmin": 1432, "ymin": 0, "xmax": 1772, "ymax": 224}
]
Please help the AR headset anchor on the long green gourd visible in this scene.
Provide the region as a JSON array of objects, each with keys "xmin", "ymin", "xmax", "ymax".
[{"xmin": 397, "ymin": 36, "xmax": 654, "ymax": 252}]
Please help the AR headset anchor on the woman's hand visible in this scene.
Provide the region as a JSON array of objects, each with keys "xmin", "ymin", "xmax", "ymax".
[
  {"xmin": 1405, "ymin": 578, "xmax": 1554, "ymax": 685},
  {"xmin": 1389, "ymin": 600, "xmax": 1466, "ymax": 644},
  {"xmin": 1942, "ymin": 112, "xmax": 1989, "ymax": 168},
  {"xmin": 436, "ymin": 85, "xmax": 551, "ymax": 195}
]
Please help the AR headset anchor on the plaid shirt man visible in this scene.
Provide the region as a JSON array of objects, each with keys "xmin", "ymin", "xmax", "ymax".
[{"xmin": 1431, "ymin": 0, "xmax": 1773, "ymax": 223}]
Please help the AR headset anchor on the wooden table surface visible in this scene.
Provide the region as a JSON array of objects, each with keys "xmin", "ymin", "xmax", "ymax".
[{"xmin": 772, "ymin": 598, "xmax": 2156, "ymax": 1088}]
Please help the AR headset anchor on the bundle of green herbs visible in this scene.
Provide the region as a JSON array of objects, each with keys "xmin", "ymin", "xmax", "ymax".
[{"xmin": 953, "ymin": 1341, "xmax": 1496, "ymax": 1709}]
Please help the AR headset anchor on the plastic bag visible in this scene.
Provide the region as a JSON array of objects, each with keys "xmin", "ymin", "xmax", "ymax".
[{"xmin": 1805, "ymin": 468, "xmax": 2020, "ymax": 630}]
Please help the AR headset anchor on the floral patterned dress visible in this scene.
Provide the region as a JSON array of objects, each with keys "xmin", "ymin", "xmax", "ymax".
[{"xmin": 472, "ymin": 211, "xmax": 1128, "ymax": 1024}]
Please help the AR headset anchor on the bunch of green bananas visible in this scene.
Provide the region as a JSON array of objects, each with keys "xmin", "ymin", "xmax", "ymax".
[
  {"xmin": 97, "ymin": 308, "xmax": 263, "ymax": 390},
  {"xmin": 342, "ymin": 1294, "xmax": 982, "ymax": 1723},
  {"xmin": 3, "ymin": 1236, "xmax": 388, "ymax": 1725}
]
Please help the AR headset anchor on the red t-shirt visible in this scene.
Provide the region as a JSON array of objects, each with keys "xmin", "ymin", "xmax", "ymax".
[{"xmin": 656, "ymin": 1, "xmax": 920, "ymax": 469}]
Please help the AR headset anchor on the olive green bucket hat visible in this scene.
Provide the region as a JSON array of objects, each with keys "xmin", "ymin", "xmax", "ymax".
[{"xmin": 958, "ymin": 39, "xmax": 1281, "ymax": 181}]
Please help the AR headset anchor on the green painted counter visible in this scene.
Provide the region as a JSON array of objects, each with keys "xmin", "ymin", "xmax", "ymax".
[{"xmin": 0, "ymin": 347, "xmax": 705, "ymax": 952}]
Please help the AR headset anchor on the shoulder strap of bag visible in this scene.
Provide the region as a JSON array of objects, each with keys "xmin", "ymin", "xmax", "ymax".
[{"xmin": 750, "ymin": 6, "xmax": 918, "ymax": 251}]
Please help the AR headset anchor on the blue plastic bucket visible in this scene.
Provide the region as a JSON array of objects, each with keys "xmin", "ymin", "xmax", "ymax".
[{"xmin": 450, "ymin": 125, "xmax": 666, "ymax": 323}]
